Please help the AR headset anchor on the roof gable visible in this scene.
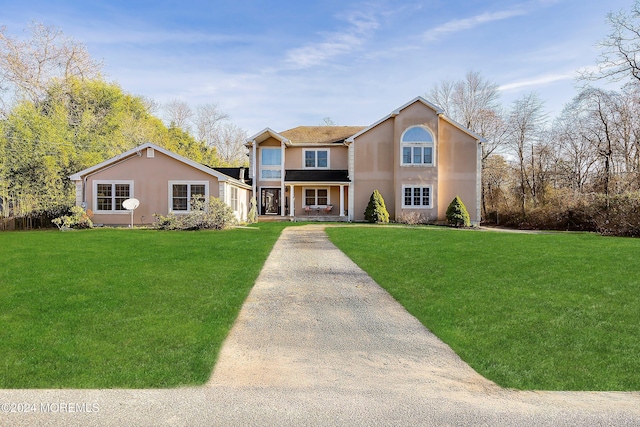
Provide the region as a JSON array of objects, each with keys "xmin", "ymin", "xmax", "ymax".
[
  {"xmin": 69, "ymin": 142, "xmax": 251, "ymax": 188},
  {"xmin": 346, "ymin": 96, "xmax": 483, "ymax": 143}
]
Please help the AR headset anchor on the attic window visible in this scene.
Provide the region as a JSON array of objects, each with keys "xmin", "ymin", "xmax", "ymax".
[
  {"xmin": 401, "ymin": 126, "xmax": 434, "ymax": 166},
  {"xmin": 147, "ymin": 147, "xmax": 155, "ymax": 158}
]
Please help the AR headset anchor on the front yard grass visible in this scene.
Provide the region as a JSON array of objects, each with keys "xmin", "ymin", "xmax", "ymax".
[
  {"xmin": 0, "ymin": 223, "xmax": 288, "ymax": 388},
  {"xmin": 326, "ymin": 226, "xmax": 640, "ymax": 391}
]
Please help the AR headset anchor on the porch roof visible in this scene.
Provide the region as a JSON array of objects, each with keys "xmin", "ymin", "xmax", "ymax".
[{"xmin": 284, "ymin": 169, "xmax": 350, "ymax": 182}]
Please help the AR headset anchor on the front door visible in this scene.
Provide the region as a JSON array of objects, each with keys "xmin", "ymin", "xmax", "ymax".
[{"xmin": 261, "ymin": 188, "xmax": 280, "ymax": 215}]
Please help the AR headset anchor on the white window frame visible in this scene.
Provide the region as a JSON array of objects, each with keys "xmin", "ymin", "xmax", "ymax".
[
  {"xmin": 400, "ymin": 126, "xmax": 435, "ymax": 167},
  {"xmin": 303, "ymin": 187, "xmax": 330, "ymax": 207},
  {"xmin": 168, "ymin": 181, "xmax": 209, "ymax": 213},
  {"xmin": 303, "ymin": 149, "xmax": 330, "ymax": 169},
  {"xmin": 401, "ymin": 185, "xmax": 433, "ymax": 209},
  {"xmin": 93, "ymin": 180, "xmax": 134, "ymax": 214},
  {"xmin": 260, "ymin": 147, "xmax": 282, "ymax": 181}
]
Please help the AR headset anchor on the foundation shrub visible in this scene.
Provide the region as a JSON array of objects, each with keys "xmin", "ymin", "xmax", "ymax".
[
  {"xmin": 364, "ymin": 190, "xmax": 389, "ymax": 223},
  {"xmin": 154, "ymin": 197, "xmax": 237, "ymax": 230},
  {"xmin": 446, "ymin": 196, "xmax": 470, "ymax": 227}
]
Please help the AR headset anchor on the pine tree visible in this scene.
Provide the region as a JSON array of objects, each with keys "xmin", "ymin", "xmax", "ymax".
[
  {"xmin": 364, "ymin": 190, "xmax": 389, "ymax": 223},
  {"xmin": 446, "ymin": 196, "xmax": 471, "ymax": 227}
]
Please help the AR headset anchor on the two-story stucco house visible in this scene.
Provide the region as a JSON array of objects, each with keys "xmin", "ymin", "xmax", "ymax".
[
  {"xmin": 69, "ymin": 96, "xmax": 482, "ymax": 226},
  {"xmin": 247, "ymin": 96, "xmax": 483, "ymax": 224}
]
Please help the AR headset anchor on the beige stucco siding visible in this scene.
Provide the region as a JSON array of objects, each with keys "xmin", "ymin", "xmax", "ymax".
[
  {"xmin": 283, "ymin": 145, "xmax": 349, "ymax": 170},
  {"xmin": 352, "ymin": 118, "xmax": 396, "ymax": 221},
  {"xmin": 83, "ymin": 150, "xmax": 221, "ymax": 225},
  {"xmin": 437, "ymin": 123, "xmax": 480, "ymax": 223}
]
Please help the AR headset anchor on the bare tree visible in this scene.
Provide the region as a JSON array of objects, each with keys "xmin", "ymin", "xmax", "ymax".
[
  {"xmin": 212, "ymin": 122, "xmax": 247, "ymax": 165},
  {"xmin": 574, "ymin": 88, "xmax": 620, "ymax": 205},
  {"xmin": 195, "ymin": 103, "xmax": 228, "ymax": 145},
  {"xmin": 505, "ymin": 93, "xmax": 547, "ymax": 215},
  {"xmin": 551, "ymin": 103, "xmax": 598, "ymax": 193},
  {"xmin": 428, "ymin": 70, "xmax": 501, "ymax": 133},
  {"xmin": 164, "ymin": 99, "xmax": 194, "ymax": 131},
  {"xmin": 0, "ymin": 22, "xmax": 102, "ymax": 108},
  {"xmin": 320, "ymin": 117, "xmax": 336, "ymax": 126},
  {"xmin": 585, "ymin": 1, "xmax": 640, "ymax": 83}
]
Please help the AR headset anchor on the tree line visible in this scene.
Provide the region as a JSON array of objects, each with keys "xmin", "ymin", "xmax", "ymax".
[
  {"xmin": 427, "ymin": 2, "xmax": 640, "ymax": 237},
  {"xmin": 0, "ymin": 23, "xmax": 247, "ymax": 227}
]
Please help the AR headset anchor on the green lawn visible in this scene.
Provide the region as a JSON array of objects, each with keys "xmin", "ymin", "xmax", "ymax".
[
  {"xmin": 326, "ymin": 226, "xmax": 640, "ymax": 391},
  {"xmin": 0, "ymin": 223, "xmax": 288, "ymax": 388}
]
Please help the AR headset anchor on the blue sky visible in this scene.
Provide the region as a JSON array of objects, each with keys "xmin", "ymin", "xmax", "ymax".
[{"xmin": 1, "ymin": 0, "xmax": 632, "ymax": 134}]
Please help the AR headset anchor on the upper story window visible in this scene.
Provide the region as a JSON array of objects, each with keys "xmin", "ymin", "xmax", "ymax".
[
  {"xmin": 260, "ymin": 147, "xmax": 282, "ymax": 180},
  {"xmin": 304, "ymin": 149, "xmax": 329, "ymax": 169},
  {"xmin": 94, "ymin": 181, "xmax": 133, "ymax": 213},
  {"xmin": 401, "ymin": 126, "xmax": 434, "ymax": 166},
  {"xmin": 169, "ymin": 181, "xmax": 208, "ymax": 213}
]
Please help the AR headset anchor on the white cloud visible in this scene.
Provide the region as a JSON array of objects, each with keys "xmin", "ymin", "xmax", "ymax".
[
  {"xmin": 498, "ymin": 71, "xmax": 576, "ymax": 92},
  {"xmin": 284, "ymin": 10, "xmax": 380, "ymax": 69},
  {"xmin": 424, "ymin": 8, "xmax": 528, "ymax": 41},
  {"xmin": 422, "ymin": 0, "xmax": 563, "ymax": 42}
]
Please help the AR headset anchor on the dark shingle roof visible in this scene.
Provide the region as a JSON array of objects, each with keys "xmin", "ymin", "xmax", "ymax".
[
  {"xmin": 285, "ymin": 169, "xmax": 350, "ymax": 182},
  {"xmin": 213, "ymin": 167, "xmax": 252, "ymax": 185},
  {"xmin": 280, "ymin": 126, "xmax": 365, "ymax": 145}
]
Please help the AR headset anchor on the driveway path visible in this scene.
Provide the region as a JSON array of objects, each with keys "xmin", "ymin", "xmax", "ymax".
[{"xmin": 1, "ymin": 225, "xmax": 639, "ymax": 426}]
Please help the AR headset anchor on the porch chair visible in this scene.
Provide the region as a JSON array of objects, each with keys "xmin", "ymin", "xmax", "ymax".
[
  {"xmin": 304, "ymin": 206, "xmax": 312, "ymax": 215},
  {"xmin": 324, "ymin": 205, "xmax": 333, "ymax": 215}
]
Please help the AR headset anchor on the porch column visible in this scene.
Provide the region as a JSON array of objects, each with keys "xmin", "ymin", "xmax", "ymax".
[
  {"xmin": 340, "ymin": 185, "xmax": 345, "ymax": 217},
  {"xmin": 289, "ymin": 184, "xmax": 295, "ymax": 217}
]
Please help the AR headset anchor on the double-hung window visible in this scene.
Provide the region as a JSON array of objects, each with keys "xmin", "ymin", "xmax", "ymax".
[
  {"xmin": 401, "ymin": 126, "xmax": 434, "ymax": 166},
  {"xmin": 94, "ymin": 181, "xmax": 133, "ymax": 212},
  {"xmin": 304, "ymin": 188, "xmax": 329, "ymax": 206},
  {"xmin": 402, "ymin": 185, "xmax": 432, "ymax": 208},
  {"xmin": 260, "ymin": 148, "xmax": 282, "ymax": 180},
  {"xmin": 304, "ymin": 149, "xmax": 329, "ymax": 168},
  {"xmin": 169, "ymin": 181, "xmax": 208, "ymax": 212}
]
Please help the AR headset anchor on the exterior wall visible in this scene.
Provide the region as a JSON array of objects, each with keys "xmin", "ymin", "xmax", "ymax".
[
  {"xmin": 352, "ymin": 118, "xmax": 396, "ymax": 221},
  {"xmin": 283, "ymin": 145, "xmax": 349, "ymax": 170},
  {"xmin": 437, "ymin": 121, "xmax": 480, "ymax": 224},
  {"xmin": 352, "ymin": 101, "xmax": 479, "ymax": 223},
  {"xmin": 81, "ymin": 150, "xmax": 222, "ymax": 225}
]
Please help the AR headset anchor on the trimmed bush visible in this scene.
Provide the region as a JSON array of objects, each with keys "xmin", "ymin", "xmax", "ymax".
[
  {"xmin": 364, "ymin": 190, "xmax": 389, "ymax": 223},
  {"xmin": 446, "ymin": 196, "xmax": 470, "ymax": 227},
  {"xmin": 154, "ymin": 197, "xmax": 238, "ymax": 230}
]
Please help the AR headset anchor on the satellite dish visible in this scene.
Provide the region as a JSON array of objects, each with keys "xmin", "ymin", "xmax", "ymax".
[
  {"xmin": 122, "ymin": 198, "xmax": 140, "ymax": 210},
  {"xmin": 122, "ymin": 198, "xmax": 140, "ymax": 228}
]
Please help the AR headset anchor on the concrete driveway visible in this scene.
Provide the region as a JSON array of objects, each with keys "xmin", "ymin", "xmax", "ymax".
[{"xmin": 1, "ymin": 225, "xmax": 639, "ymax": 426}]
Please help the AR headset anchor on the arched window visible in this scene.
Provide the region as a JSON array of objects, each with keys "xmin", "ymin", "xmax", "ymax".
[{"xmin": 401, "ymin": 126, "xmax": 434, "ymax": 166}]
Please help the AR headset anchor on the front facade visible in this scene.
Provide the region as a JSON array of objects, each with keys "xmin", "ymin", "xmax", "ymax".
[
  {"xmin": 69, "ymin": 143, "xmax": 251, "ymax": 226},
  {"xmin": 246, "ymin": 126, "xmax": 362, "ymax": 220},
  {"xmin": 247, "ymin": 97, "xmax": 483, "ymax": 224}
]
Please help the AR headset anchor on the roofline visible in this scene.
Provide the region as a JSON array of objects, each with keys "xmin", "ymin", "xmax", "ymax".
[
  {"xmin": 69, "ymin": 142, "xmax": 251, "ymax": 189},
  {"xmin": 439, "ymin": 115, "xmax": 487, "ymax": 143},
  {"xmin": 345, "ymin": 96, "xmax": 483, "ymax": 143},
  {"xmin": 245, "ymin": 127, "xmax": 291, "ymax": 146}
]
